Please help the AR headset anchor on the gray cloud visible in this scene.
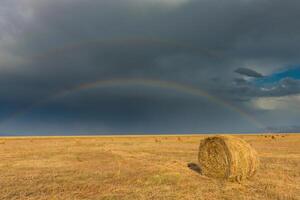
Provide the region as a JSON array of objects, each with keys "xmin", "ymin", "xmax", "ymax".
[
  {"xmin": 234, "ymin": 68, "xmax": 264, "ymax": 78},
  {"xmin": 227, "ymin": 78, "xmax": 300, "ymax": 102},
  {"xmin": 265, "ymin": 78, "xmax": 300, "ymax": 96}
]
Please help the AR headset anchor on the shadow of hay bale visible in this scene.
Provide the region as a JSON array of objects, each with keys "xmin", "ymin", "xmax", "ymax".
[{"xmin": 187, "ymin": 163, "xmax": 202, "ymax": 174}]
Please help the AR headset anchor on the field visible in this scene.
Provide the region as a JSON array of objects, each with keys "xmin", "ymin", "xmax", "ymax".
[{"xmin": 0, "ymin": 134, "xmax": 299, "ymax": 200}]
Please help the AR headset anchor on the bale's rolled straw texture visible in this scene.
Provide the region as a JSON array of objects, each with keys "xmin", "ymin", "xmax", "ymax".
[{"xmin": 198, "ymin": 135, "xmax": 259, "ymax": 182}]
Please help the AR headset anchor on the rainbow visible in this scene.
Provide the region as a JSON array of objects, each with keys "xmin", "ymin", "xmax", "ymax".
[
  {"xmin": 0, "ymin": 78, "xmax": 264, "ymax": 129},
  {"xmin": 0, "ymin": 38, "xmax": 262, "ymax": 129}
]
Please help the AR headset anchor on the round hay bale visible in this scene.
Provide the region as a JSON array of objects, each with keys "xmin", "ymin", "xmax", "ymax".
[{"xmin": 198, "ymin": 135, "xmax": 259, "ymax": 182}]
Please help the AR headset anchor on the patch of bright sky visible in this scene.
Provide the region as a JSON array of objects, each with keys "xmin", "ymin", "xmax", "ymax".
[{"xmin": 252, "ymin": 94, "xmax": 300, "ymax": 111}]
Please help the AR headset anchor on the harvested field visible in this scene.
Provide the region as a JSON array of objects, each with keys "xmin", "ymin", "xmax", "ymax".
[{"xmin": 0, "ymin": 134, "xmax": 299, "ymax": 200}]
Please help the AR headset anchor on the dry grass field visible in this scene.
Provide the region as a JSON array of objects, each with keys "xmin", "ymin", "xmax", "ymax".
[{"xmin": 0, "ymin": 134, "xmax": 299, "ymax": 200}]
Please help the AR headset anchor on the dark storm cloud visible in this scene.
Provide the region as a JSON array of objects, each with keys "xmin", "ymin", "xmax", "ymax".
[
  {"xmin": 234, "ymin": 68, "xmax": 263, "ymax": 78},
  {"xmin": 1, "ymin": 0, "xmax": 300, "ymax": 134}
]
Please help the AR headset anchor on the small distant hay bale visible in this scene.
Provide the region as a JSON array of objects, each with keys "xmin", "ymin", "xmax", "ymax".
[
  {"xmin": 198, "ymin": 135, "xmax": 259, "ymax": 182},
  {"xmin": 155, "ymin": 138, "xmax": 161, "ymax": 143},
  {"xmin": 271, "ymin": 135, "xmax": 276, "ymax": 139}
]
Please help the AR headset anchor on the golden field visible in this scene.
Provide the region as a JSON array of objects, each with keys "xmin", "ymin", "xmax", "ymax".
[{"xmin": 0, "ymin": 134, "xmax": 299, "ymax": 200}]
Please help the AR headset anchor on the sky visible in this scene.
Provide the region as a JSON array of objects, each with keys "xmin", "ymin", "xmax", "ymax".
[{"xmin": 0, "ymin": 0, "xmax": 300, "ymax": 135}]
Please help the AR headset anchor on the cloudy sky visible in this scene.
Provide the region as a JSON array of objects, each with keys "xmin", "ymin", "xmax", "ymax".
[{"xmin": 0, "ymin": 0, "xmax": 300, "ymax": 135}]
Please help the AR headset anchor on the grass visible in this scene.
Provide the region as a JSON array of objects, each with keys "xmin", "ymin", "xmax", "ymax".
[{"xmin": 0, "ymin": 134, "xmax": 299, "ymax": 199}]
